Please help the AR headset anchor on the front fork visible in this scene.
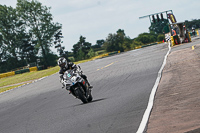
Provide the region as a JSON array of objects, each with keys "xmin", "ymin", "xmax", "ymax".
[
  {"xmin": 68, "ymin": 81, "xmax": 90, "ymax": 99},
  {"xmin": 69, "ymin": 83, "xmax": 85, "ymax": 98}
]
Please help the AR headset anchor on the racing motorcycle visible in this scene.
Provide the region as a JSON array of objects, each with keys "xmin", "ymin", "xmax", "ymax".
[{"xmin": 62, "ymin": 68, "xmax": 93, "ymax": 103}]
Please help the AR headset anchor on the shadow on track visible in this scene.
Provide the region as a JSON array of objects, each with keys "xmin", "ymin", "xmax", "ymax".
[
  {"xmin": 89, "ymin": 98, "xmax": 107, "ymax": 103},
  {"xmin": 72, "ymin": 98, "xmax": 107, "ymax": 107}
]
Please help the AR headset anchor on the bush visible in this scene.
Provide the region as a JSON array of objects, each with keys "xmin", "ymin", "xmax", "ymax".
[
  {"xmin": 135, "ymin": 32, "xmax": 157, "ymax": 44},
  {"xmin": 132, "ymin": 41, "xmax": 144, "ymax": 49},
  {"xmin": 157, "ymin": 34, "xmax": 165, "ymax": 42},
  {"xmin": 68, "ymin": 57, "xmax": 75, "ymax": 62},
  {"xmin": 87, "ymin": 48, "xmax": 95, "ymax": 58}
]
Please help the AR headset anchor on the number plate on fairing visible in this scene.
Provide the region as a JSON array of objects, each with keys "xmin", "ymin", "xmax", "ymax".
[{"xmin": 67, "ymin": 73, "xmax": 71, "ymax": 77}]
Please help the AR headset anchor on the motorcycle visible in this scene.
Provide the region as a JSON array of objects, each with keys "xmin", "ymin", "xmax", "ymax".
[{"xmin": 62, "ymin": 68, "xmax": 93, "ymax": 103}]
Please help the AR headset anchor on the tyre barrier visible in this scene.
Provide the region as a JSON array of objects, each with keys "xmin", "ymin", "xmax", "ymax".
[
  {"xmin": 135, "ymin": 46, "xmax": 142, "ymax": 49},
  {"xmin": 0, "ymin": 66, "xmax": 40, "ymax": 79},
  {"xmin": 170, "ymin": 36, "xmax": 175, "ymax": 46},
  {"xmin": 197, "ymin": 30, "xmax": 199, "ymax": 36},
  {"xmin": 141, "ymin": 42, "xmax": 158, "ymax": 48},
  {"xmin": 15, "ymin": 68, "xmax": 30, "ymax": 74},
  {"xmin": 0, "ymin": 71, "xmax": 15, "ymax": 78},
  {"xmin": 29, "ymin": 67, "xmax": 38, "ymax": 72},
  {"xmin": 108, "ymin": 51, "xmax": 118, "ymax": 56},
  {"xmin": 37, "ymin": 66, "xmax": 44, "ymax": 71}
]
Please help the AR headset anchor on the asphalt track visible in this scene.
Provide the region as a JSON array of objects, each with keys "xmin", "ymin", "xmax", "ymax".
[{"xmin": 0, "ymin": 43, "xmax": 169, "ymax": 133}]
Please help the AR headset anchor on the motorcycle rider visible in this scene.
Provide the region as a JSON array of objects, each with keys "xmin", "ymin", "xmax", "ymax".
[{"xmin": 57, "ymin": 57, "xmax": 93, "ymax": 89}]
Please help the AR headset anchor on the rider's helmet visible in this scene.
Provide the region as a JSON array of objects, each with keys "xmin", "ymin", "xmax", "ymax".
[{"xmin": 57, "ymin": 57, "xmax": 67, "ymax": 68}]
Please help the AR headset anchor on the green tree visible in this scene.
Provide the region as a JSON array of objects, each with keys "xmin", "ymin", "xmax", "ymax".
[
  {"xmin": 122, "ymin": 37, "xmax": 133, "ymax": 51},
  {"xmin": 103, "ymin": 29, "xmax": 126, "ymax": 52},
  {"xmin": 72, "ymin": 35, "xmax": 91, "ymax": 60},
  {"xmin": 77, "ymin": 49, "xmax": 85, "ymax": 61},
  {"xmin": 131, "ymin": 41, "xmax": 143, "ymax": 49},
  {"xmin": 157, "ymin": 34, "xmax": 165, "ymax": 42},
  {"xmin": 16, "ymin": 0, "xmax": 62, "ymax": 67},
  {"xmin": 185, "ymin": 19, "xmax": 200, "ymax": 30},
  {"xmin": 94, "ymin": 39, "xmax": 104, "ymax": 48},
  {"xmin": 135, "ymin": 32, "xmax": 157, "ymax": 44},
  {"xmin": 103, "ymin": 33, "xmax": 117, "ymax": 52},
  {"xmin": 117, "ymin": 29, "xmax": 125, "ymax": 36},
  {"xmin": 87, "ymin": 48, "xmax": 95, "ymax": 58},
  {"xmin": 0, "ymin": 5, "xmax": 33, "ymax": 72}
]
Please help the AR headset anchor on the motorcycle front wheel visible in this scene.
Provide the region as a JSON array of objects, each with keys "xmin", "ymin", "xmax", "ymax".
[
  {"xmin": 87, "ymin": 94, "xmax": 93, "ymax": 102},
  {"xmin": 75, "ymin": 88, "xmax": 88, "ymax": 103}
]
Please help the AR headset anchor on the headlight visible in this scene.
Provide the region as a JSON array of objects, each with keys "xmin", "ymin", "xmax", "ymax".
[
  {"xmin": 64, "ymin": 80, "xmax": 72, "ymax": 86},
  {"xmin": 63, "ymin": 75, "xmax": 67, "ymax": 79}
]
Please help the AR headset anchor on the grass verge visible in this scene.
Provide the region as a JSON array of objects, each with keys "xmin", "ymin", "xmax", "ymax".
[
  {"xmin": 0, "ymin": 49, "xmax": 122, "ymax": 93},
  {"xmin": 0, "ymin": 66, "xmax": 60, "ymax": 93},
  {"xmin": 0, "ymin": 58, "xmax": 96, "ymax": 93},
  {"xmin": 0, "ymin": 84, "xmax": 26, "ymax": 93}
]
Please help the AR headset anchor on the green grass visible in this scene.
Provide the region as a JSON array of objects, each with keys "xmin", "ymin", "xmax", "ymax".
[
  {"xmin": 0, "ymin": 51, "xmax": 115, "ymax": 93},
  {"xmin": 0, "ymin": 84, "xmax": 25, "ymax": 93},
  {"xmin": 0, "ymin": 66, "xmax": 59, "ymax": 90},
  {"xmin": 0, "ymin": 58, "xmax": 96, "ymax": 93}
]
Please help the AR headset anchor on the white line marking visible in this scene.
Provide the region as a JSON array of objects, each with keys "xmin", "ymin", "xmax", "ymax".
[{"xmin": 136, "ymin": 43, "xmax": 171, "ymax": 133}]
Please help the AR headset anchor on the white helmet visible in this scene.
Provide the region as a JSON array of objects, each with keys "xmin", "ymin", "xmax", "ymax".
[{"xmin": 57, "ymin": 57, "xmax": 67, "ymax": 68}]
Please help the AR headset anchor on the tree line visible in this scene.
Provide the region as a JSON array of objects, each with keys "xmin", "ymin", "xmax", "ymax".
[
  {"xmin": 71, "ymin": 29, "xmax": 165, "ymax": 62},
  {"xmin": 1, "ymin": 0, "xmax": 200, "ymax": 73},
  {"xmin": 185, "ymin": 19, "xmax": 200, "ymax": 30},
  {"xmin": 0, "ymin": 0, "xmax": 61, "ymax": 73},
  {"xmin": 70, "ymin": 18, "xmax": 200, "ymax": 62}
]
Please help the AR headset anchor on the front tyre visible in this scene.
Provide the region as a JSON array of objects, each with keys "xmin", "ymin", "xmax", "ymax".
[
  {"xmin": 87, "ymin": 94, "xmax": 93, "ymax": 102},
  {"xmin": 75, "ymin": 88, "xmax": 88, "ymax": 103}
]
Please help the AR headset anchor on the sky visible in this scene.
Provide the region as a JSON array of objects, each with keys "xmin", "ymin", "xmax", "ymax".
[{"xmin": 1, "ymin": 0, "xmax": 200, "ymax": 53}]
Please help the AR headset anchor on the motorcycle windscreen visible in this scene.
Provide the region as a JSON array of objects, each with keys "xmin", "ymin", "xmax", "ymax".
[{"xmin": 63, "ymin": 70, "xmax": 73, "ymax": 80}]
